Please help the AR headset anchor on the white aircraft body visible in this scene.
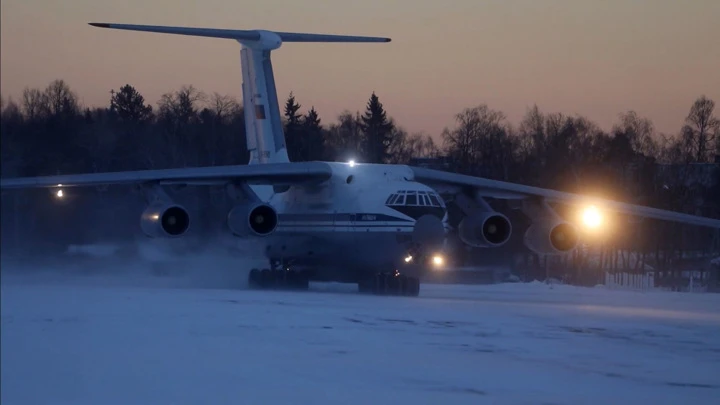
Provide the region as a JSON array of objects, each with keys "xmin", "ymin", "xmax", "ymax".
[{"xmin": 2, "ymin": 23, "xmax": 719, "ymax": 297}]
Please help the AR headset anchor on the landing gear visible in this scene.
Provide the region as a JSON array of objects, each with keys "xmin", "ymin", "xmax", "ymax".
[
  {"xmin": 248, "ymin": 268, "xmax": 310, "ymax": 291},
  {"xmin": 358, "ymin": 271, "xmax": 421, "ymax": 297}
]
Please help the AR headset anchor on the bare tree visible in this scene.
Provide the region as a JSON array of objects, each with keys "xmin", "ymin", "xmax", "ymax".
[
  {"xmin": 682, "ymin": 95, "xmax": 719, "ymax": 163},
  {"xmin": 613, "ymin": 111, "xmax": 659, "ymax": 158},
  {"xmin": 157, "ymin": 85, "xmax": 206, "ymax": 126},
  {"xmin": 154, "ymin": 85, "xmax": 208, "ymax": 167},
  {"xmin": 198, "ymin": 93, "xmax": 242, "ymax": 166},
  {"xmin": 21, "ymin": 87, "xmax": 49, "ymax": 120},
  {"xmin": 208, "ymin": 92, "xmax": 240, "ymax": 125},
  {"xmin": 442, "ymin": 104, "xmax": 518, "ymax": 180},
  {"xmin": 387, "ymin": 129, "xmax": 438, "ymax": 164},
  {"xmin": 517, "ymin": 104, "xmax": 547, "ymax": 161},
  {"xmin": 44, "ymin": 79, "xmax": 80, "ymax": 117}
]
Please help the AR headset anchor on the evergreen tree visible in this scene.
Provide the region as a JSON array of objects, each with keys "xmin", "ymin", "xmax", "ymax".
[
  {"xmin": 303, "ymin": 106, "xmax": 324, "ymax": 161},
  {"xmin": 111, "ymin": 84, "xmax": 153, "ymax": 124},
  {"xmin": 284, "ymin": 92, "xmax": 302, "ymax": 126},
  {"xmin": 359, "ymin": 92, "xmax": 394, "ymax": 163},
  {"xmin": 283, "ymin": 92, "xmax": 305, "ymax": 161}
]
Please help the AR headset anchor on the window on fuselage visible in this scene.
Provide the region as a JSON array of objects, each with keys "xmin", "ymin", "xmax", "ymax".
[
  {"xmin": 406, "ymin": 194, "xmax": 417, "ymax": 205},
  {"xmin": 429, "ymin": 194, "xmax": 440, "ymax": 207}
]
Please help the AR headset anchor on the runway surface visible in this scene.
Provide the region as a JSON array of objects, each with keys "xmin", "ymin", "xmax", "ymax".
[{"xmin": 2, "ymin": 265, "xmax": 719, "ymax": 405}]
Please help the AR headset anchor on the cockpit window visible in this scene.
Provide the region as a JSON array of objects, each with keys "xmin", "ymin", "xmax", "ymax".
[{"xmin": 386, "ymin": 190, "xmax": 444, "ymax": 207}]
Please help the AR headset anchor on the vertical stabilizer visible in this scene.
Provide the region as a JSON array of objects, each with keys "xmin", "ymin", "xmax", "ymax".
[
  {"xmin": 241, "ymin": 46, "xmax": 289, "ymax": 165},
  {"xmin": 87, "ymin": 23, "xmax": 390, "ymax": 167}
]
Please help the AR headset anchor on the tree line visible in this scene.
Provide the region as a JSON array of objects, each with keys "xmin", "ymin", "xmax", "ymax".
[
  {"xmin": 1, "ymin": 79, "xmax": 718, "ymax": 283},
  {"xmin": 2, "ymin": 79, "xmax": 718, "ymax": 208}
]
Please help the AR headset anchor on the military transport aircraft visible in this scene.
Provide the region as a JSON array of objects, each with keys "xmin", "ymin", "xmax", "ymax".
[{"xmin": 2, "ymin": 23, "xmax": 718, "ymax": 297}]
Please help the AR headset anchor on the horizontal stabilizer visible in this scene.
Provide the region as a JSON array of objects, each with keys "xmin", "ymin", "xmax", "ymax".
[
  {"xmin": 274, "ymin": 32, "xmax": 390, "ymax": 43},
  {"xmin": 88, "ymin": 23, "xmax": 391, "ymax": 43}
]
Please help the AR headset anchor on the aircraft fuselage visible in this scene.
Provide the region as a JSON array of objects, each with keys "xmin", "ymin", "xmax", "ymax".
[{"xmin": 248, "ymin": 162, "xmax": 448, "ymax": 281}]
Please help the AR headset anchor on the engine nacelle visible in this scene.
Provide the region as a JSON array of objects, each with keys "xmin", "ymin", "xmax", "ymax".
[
  {"xmin": 140, "ymin": 203, "xmax": 190, "ymax": 238},
  {"xmin": 457, "ymin": 212, "xmax": 513, "ymax": 248},
  {"xmin": 227, "ymin": 203, "xmax": 278, "ymax": 237},
  {"xmin": 523, "ymin": 219, "xmax": 579, "ymax": 255}
]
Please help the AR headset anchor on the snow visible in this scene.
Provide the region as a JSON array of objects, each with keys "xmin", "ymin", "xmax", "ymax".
[{"xmin": 2, "ymin": 258, "xmax": 720, "ymax": 405}]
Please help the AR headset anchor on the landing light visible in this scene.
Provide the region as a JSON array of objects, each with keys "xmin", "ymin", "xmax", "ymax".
[
  {"xmin": 348, "ymin": 160, "xmax": 356, "ymax": 167},
  {"xmin": 581, "ymin": 205, "xmax": 603, "ymax": 229},
  {"xmin": 404, "ymin": 255, "xmax": 413, "ymax": 263},
  {"xmin": 55, "ymin": 189, "xmax": 64, "ymax": 198},
  {"xmin": 432, "ymin": 255, "xmax": 444, "ymax": 267}
]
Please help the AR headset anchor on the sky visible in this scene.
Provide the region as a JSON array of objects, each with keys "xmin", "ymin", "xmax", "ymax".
[{"xmin": 1, "ymin": 0, "xmax": 719, "ymax": 140}]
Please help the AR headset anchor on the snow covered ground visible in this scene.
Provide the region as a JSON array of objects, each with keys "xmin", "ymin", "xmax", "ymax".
[{"xmin": 2, "ymin": 255, "xmax": 720, "ymax": 405}]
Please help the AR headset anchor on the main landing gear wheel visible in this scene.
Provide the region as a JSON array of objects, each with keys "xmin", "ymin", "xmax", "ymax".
[
  {"xmin": 248, "ymin": 268, "xmax": 310, "ymax": 291},
  {"xmin": 358, "ymin": 273, "xmax": 420, "ymax": 297}
]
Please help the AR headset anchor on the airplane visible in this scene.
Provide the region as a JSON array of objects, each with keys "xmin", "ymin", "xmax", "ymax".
[{"xmin": 1, "ymin": 22, "xmax": 719, "ymax": 298}]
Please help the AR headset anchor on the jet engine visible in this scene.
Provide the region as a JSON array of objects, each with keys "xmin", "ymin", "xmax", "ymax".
[
  {"xmin": 140, "ymin": 203, "xmax": 190, "ymax": 238},
  {"xmin": 457, "ymin": 212, "xmax": 513, "ymax": 248},
  {"xmin": 227, "ymin": 202, "xmax": 278, "ymax": 237},
  {"xmin": 523, "ymin": 219, "xmax": 579, "ymax": 255}
]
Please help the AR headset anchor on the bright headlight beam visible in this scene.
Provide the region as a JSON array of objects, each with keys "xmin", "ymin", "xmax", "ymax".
[{"xmin": 582, "ymin": 205, "xmax": 602, "ymax": 229}]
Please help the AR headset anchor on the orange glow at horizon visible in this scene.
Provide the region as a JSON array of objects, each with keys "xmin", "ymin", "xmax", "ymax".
[{"xmin": 1, "ymin": 0, "xmax": 718, "ymax": 141}]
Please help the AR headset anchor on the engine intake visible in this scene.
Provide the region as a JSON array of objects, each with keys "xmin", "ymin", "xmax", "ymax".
[
  {"xmin": 523, "ymin": 219, "xmax": 579, "ymax": 255},
  {"xmin": 140, "ymin": 203, "xmax": 190, "ymax": 238},
  {"xmin": 457, "ymin": 212, "xmax": 513, "ymax": 248},
  {"xmin": 227, "ymin": 203, "xmax": 278, "ymax": 237}
]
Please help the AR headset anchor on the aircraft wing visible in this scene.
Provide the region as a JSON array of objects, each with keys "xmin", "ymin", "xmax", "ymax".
[
  {"xmin": 410, "ymin": 167, "xmax": 720, "ymax": 229},
  {"xmin": 0, "ymin": 162, "xmax": 333, "ymax": 189}
]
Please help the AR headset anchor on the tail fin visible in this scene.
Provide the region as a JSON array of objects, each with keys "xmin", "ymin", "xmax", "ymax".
[{"xmin": 89, "ymin": 23, "xmax": 390, "ymax": 165}]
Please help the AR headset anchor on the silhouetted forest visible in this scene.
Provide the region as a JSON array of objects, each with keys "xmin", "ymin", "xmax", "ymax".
[{"xmin": 1, "ymin": 80, "xmax": 719, "ymax": 285}]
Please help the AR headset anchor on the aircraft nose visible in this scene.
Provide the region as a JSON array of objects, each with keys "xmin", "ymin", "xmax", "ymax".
[{"xmin": 412, "ymin": 214, "xmax": 445, "ymax": 249}]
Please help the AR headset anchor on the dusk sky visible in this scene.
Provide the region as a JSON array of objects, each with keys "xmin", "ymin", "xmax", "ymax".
[{"xmin": 1, "ymin": 0, "xmax": 718, "ymax": 140}]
